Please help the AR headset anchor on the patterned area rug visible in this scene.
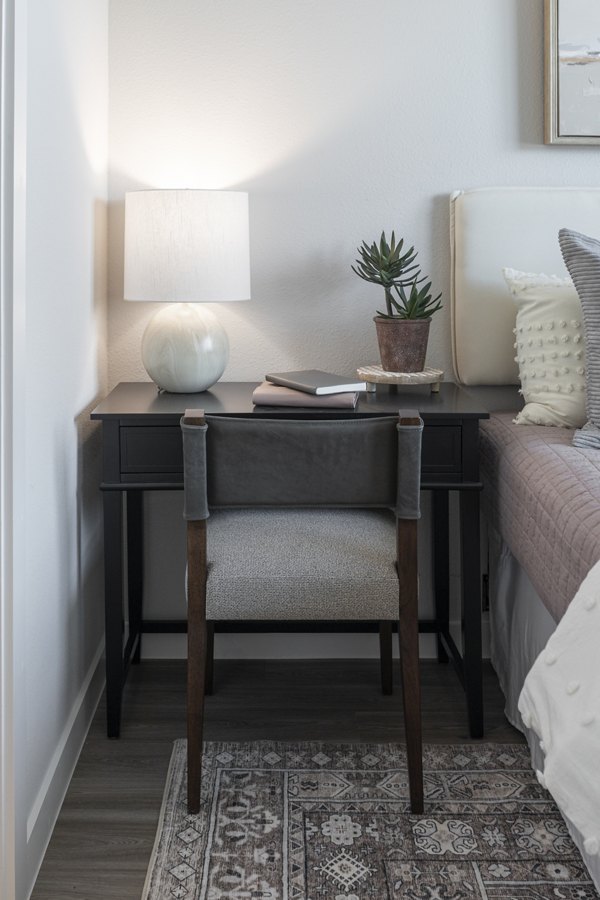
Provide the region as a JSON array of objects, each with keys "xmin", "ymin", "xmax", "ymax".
[{"xmin": 142, "ymin": 741, "xmax": 598, "ymax": 899}]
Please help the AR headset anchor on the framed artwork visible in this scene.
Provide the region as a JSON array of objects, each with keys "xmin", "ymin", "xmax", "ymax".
[{"xmin": 545, "ymin": 0, "xmax": 600, "ymax": 144}]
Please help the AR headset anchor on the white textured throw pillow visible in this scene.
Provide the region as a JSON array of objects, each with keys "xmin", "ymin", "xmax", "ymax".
[{"xmin": 503, "ymin": 268, "xmax": 587, "ymax": 428}]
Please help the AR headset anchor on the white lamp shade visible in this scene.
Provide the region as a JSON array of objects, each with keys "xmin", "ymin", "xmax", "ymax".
[{"xmin": 124, "ymin": 189, "xmax": 251, "ymax": 302}]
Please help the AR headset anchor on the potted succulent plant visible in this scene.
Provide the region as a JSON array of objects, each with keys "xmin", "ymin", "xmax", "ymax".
[{"xmin": 352, "ymin": 231, "xmax": 442, "ymax": 372}]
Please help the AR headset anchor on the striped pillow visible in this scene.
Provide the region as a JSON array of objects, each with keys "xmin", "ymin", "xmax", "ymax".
[{"xmin": 559, "ymin": 228, "xmax": 600, "ymax": 449}]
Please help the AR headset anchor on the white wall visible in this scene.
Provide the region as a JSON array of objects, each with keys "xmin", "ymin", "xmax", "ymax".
[
  {"xmin": 4, "ymin": 1, "xmax": 108, "ymax": 896},
  {"xmin": 107, "ymin": 0, "xmax": 600, "ymax": 657},
  {"xmin": 0, "ymin": 3, "xmax": 25, "ymax": 896}
]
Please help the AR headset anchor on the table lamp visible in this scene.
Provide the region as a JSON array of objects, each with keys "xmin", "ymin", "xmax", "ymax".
[{"xmin": 124, "ymin": 189, "xmax": 251, "ymax": 393}]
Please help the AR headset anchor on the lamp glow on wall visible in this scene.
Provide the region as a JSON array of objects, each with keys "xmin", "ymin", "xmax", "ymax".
[{"xmin": 124, "ymin": 189, "xmax": 251, "ymax": 393}]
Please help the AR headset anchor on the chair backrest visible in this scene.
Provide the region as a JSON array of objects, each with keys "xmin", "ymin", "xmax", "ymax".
[{"xmin": 181, "ymin": 411, "xmax": 423, "ymax": 521}]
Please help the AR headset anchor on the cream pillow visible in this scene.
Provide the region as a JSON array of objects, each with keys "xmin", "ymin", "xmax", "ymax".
[{"xmin": 503, "ymin": 268, "xmax": 587, "ymax": 427}]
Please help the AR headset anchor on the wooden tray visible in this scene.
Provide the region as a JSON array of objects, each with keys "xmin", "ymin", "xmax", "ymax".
[{"xmin": 357, "ymin": 365, "xmax": 444, "ymax": 393}]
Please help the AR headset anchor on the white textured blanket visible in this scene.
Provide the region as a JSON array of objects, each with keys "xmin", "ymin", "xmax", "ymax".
[{"xmin": 519, "ymin": 559, "xmax": 600, "ymax": 864}]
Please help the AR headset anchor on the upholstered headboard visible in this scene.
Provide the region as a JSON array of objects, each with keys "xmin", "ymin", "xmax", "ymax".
[{"xmin": 450, "ymin": 187, "xmax": 600, "ymax": 385}]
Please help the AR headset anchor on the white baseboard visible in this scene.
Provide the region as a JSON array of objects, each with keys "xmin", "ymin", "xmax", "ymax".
[{"xmin": 25, "ymin": 642, "xmax": 105, "ymax": 900}]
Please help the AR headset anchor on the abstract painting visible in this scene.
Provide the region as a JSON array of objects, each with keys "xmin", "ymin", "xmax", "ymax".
[{"xmin": 545, "ymin": 0, "xmax": 600, "ymax": 144}]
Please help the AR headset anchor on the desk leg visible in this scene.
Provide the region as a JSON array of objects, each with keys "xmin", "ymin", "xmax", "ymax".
[
  {"xmin": 460, "ymin": 491, "xmax": 483, "ymax": 738},
  {"xmin": 127, "ymin": 492, "xmax": 144, "ymax": 664},
  {"xmin": 432, "ymin": 491, "xmax": 450, "ymax": 664},
  {"xmin": 104, "ymin": 491, "xmax": 124, "ymax": 738}
]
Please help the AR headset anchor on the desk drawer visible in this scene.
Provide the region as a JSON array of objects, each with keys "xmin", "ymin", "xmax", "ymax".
[
  {"xmin": 421, "ymin": 425, "xmax": 461, "ymax": 474},
  {"xmin": 120, "ymin": 426, "xmax": 183, "ymax": 473},
  {"xmin": 120, "ymin": 423, "xmax": 462, "ymax": 478}
]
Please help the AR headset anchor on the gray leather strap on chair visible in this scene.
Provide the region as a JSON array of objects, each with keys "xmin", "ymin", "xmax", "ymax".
[
  {"xmin": 396, "ymin": 419, "xmax": 423, "ymax": 520},
  {"xmin": 181, "ymin": 420, "xmax": 209, "ymax": 520}
]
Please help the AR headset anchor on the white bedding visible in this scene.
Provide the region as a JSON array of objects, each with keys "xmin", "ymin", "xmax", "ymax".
[{"xmin": 519, "ymin": 558, "xmax": 600, "ymax": 868}]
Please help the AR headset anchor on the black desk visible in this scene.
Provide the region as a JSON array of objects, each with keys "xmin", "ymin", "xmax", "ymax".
[{"xmin": 91, "ymin": 381, "xmax": 490, "ymax": 739}]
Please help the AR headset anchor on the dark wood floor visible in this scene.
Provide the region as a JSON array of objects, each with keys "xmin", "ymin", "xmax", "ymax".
[{"xmin": 31, "ymin": 658, "xmax": 522, "ymax": 900}]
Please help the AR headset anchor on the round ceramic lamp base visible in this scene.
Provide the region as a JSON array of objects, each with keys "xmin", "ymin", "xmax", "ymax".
[{"xmin": 141, "ymin": 303, "xmax": 229, "ymax": 393}]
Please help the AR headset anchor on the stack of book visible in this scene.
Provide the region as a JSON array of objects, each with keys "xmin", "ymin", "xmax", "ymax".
[{"xmin": 252, "ymin": 370, "xmax": 367, "ymax": 409}]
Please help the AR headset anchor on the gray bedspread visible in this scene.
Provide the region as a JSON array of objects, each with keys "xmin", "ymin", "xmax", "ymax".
[{"xmin": 480, "ymin": 413, "xmax": 600, "ymax": 623}]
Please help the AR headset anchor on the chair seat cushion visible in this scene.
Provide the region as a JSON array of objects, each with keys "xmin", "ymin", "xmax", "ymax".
[{"xmin": 206, "ymin": 508, "xmax": 400, "ymax": 620}]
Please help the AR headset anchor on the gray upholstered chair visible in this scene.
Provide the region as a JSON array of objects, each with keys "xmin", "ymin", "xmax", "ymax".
[{"xmin": 181, "ymin": 409, "xmax": 424, "ymax": 814}]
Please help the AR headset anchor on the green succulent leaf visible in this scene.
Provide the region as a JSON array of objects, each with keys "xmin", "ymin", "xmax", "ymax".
[
  {"xmin": 352, "ymin": 230, "xmax": 442, "ymax": 319},
  {"xmin": 352, "ymin": 230, "xmax": 419, "ymax": 289},
  {"xmin": 389, "ymin": 278, "xmax": 443, "ymax": 319}
]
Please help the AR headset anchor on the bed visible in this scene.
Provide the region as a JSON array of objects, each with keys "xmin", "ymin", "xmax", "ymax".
[{"xmin": 450, "ymin": 187, "xmax": 600, "ymax": 891}]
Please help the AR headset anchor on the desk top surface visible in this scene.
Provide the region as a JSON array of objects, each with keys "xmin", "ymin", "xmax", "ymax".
[{"xmin": 91, "ymin": 382, "xmax": 522, "ymax": 421}]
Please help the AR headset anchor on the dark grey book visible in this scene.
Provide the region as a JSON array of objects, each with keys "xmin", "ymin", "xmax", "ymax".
[{"xmin": 265, "ymin": 369, "xmax": 367, "ymax": 395}]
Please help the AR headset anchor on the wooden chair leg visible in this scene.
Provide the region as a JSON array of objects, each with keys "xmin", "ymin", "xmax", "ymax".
[
  {"xmin": 205, "ymin": 622, "xmax": 215, "ymax": 695},
  {"xmin": 397, "ymin": 518, "xmax": 423, "ymax": 814},
  {"xmin": 187, "ymin": 520, "xmax": 207, "ymax": 814},
  {"xmin": 379, "ymin": 621, "xmax": 393, "ymax": 695}
]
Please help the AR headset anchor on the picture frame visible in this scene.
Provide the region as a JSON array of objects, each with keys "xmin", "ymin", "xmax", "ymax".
[{"xmin": 545, "ymin": 0, "xmax": 600, "ymax": 144}]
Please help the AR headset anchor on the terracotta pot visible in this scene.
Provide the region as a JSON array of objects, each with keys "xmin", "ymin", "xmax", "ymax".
[{"xmin": 373, "ymin": 316, "xmax": 431, "ymax": 373}]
